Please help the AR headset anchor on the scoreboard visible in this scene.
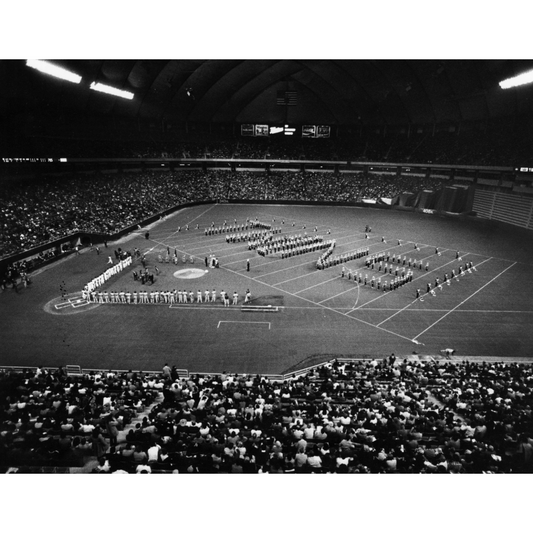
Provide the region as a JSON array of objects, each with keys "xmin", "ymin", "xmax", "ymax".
[
  {"xmin": 302, "ymin": 125, "xmax": 330, "ymax": 138},
  {"xmin": 241, "ymin": 124, "xmax": 331, "ymax": 138}
]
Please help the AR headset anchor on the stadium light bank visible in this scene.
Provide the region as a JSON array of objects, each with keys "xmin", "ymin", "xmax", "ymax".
[
  {"xmin": 26, "ymin": 60, "xmax": 82, "ymax": 84},
  {"xmin": 499, "ymin": 69, "xmax": 533, "ymax": 89},
  {"xmin": 90, "ymin": 82, "xmax": 134, "ymax": 100}
]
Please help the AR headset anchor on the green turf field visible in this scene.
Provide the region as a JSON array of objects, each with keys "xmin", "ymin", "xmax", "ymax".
[{"xmin": 1, "ymin": 203, "xmax": 532, "ymax": 374}]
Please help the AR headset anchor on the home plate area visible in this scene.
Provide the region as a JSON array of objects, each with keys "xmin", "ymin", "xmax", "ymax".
[{"xmin": 44, "ymin": 293, "xmax": 100, "ymax": 315}]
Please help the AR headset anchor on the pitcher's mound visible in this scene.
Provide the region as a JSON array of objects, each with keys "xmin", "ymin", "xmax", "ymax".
[{"xmin": 173, "ymin": 268, "xmax": 208, "ymax": 280}]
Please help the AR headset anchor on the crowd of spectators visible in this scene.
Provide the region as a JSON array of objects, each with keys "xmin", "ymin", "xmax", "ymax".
[
  {"xmin": 1, "ymin": 358, "xmax": 532, "ymax": 473},
  {"xmin": 0, "ymin": 170, "xmax": 446, "ymax": 259},
  {"xmin": 0, "ymin": 366, "xmax": 157, "ymax": 470}
]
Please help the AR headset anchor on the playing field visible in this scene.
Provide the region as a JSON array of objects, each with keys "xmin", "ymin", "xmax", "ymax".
[{"xmin": 1, "ymin": 202, "xmax": 533, "ymax": 375}]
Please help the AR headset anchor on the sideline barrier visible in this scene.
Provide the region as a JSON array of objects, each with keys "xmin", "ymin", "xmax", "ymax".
[{"xmin": 3, "ymin": 355, "xmax": 531, "ymax": 386}]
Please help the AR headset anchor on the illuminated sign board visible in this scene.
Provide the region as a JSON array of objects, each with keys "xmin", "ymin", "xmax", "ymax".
[
  {"xmin": 255, "ymin": 124, "xmax": 269, "ymax": 137},
  {"xmin": 302, "ymin": 125, "xmax": 316, "ymax": 138},
  {"xmin": 301, "ymin": 125, "xmax": 330, "ymax": 138},
  {"xmin": 317, "ymin": 125, "xmax": 330, "ymax": 138},
  {"xmin": 241, "ymin": 124, "xmax": 254, "ymax": 136}
]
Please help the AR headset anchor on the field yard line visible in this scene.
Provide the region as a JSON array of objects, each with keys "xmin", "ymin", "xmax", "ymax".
[
  {"xmin": 366, "ymin": 309, "xmax": 533, "ymax": 313},
  {"xmin": 293, "ymin": 275, "xmax": 340, "ymax": 294},
  {"xmin": 148, "ymin": 239, "xmax": 203, "ymax": 261},
  {"xmin": 376, "ymin": 297, "xmax": 422, "ymax": 327},
  {"xmin": 150, "ymin": 204, "xmax": 217, "ymax": 240},
  {"xmin": 185, "ymin": 203, "xmax": 217, "ymax": 226},
  {"xmin": 275, "ymin": 268, "xmax": 335, "ymax": 286},
  {"xmin": 345, "ymin": 253, "xmax": 475, "ymax": 314},
  {"xmin": 217, "ymin": 262, "xmax": 416, "ymax": 343},
  {"xmin": 148, "ymin": 238, "xmax": 251, "ymax": 265},
  {"xmin": 218, "ymin": 321, "xmax": 271, "ymax": 329},
  {"xmin": 173, "ymin": 238, "xmax": 239, "ymax": 252},
  {"xmin": 209, "ymin": 248, "xmax": 252, "ymax": 261},
  {"xmin": 254, "ymin": 259, "xmax": 319, "ymax": 278},
  {"xmin": 259, "ymin": 211, "xmax": 362, "ymax": 233},
  {"xmin": 318, "ymin": 283, "xmax": 360, "ymax": 303},
  {"xmin": 412, "ymin": 260, "xmax": 516, "ymax": 341}
]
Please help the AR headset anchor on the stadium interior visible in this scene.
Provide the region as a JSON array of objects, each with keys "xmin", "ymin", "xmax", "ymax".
[{"xmin": 1, "ymin": 59, "xmax": 533, "ymax": 475}]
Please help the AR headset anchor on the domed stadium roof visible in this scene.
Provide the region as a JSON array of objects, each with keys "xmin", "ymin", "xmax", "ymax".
[{"xmin": 2, "ymin": 59, "xmax": 533, "ymax": 128}]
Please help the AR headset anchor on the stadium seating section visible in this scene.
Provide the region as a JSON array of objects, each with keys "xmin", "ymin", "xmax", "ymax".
[
  {"xmin": 0, "ymin": 170, "xmax": 448, "ymax": 260},
  {"xmin": 1, "ymin": 359, "xmax": 532, "ymax": 473}
]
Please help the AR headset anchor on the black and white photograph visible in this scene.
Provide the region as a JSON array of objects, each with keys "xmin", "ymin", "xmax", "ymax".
[{"xmin": 0, "ymin": 2, "xmax": 531, "ymax": 531}]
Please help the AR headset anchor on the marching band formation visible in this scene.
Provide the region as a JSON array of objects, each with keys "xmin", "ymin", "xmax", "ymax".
[
  {"xmin": 80, "ymin": 217, "xmax": 480, "ymax": 309},
  {"xmin": 317, "ymin": 246, "xmax": 369, "ymax": 270},
  {"xmin": 205, "ymin": 218, "xmax": 272, "ymax": 236},
  {"xmin": 258, "ymin": 235, "xmax": 330, "ymax": 258}
]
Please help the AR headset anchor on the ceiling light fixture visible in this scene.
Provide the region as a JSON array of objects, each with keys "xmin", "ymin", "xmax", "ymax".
[
  {"xmin": 26, "ymin": 59, "xmax": 82, "ymax": 84},
  {"xmin": 90, "ymin": 82, "xmax": 134, "ymax": 100},
  {"xmin": 499, "ymin": 69, "xmax": 533, "ymax": 89}
]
